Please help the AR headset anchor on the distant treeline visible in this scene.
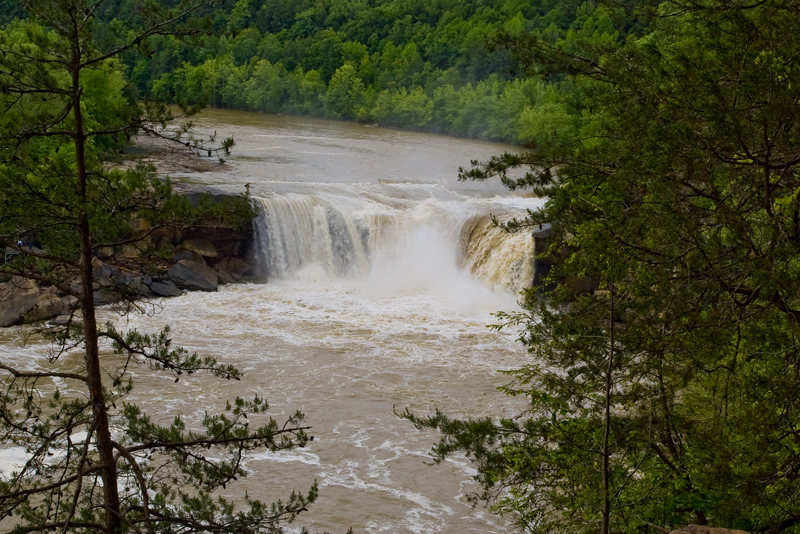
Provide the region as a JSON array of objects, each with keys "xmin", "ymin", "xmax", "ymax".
[{"xmin": 2, "ymin": 0, "xmax": 652, "ymax": 143}]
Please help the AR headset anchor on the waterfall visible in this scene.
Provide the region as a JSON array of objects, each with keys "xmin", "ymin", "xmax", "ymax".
[
  {"xmin": 253, "ymin": 195, "xmax": 372, "ymax": 279},
  {"xmin": 253, "ymin": 194, "xmax": 535, "ymax": 293},
  {"xmin": 460, "ymin": 214, "xmax": 535, "ymax": 293}
]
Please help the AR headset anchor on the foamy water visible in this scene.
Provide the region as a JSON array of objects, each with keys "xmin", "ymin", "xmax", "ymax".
[
  {"xmin": 0, "ymin": 112, "xmax": 541, "ymax": 533},
  {"xmin": 86, "ymin": 273, "xmax": 530, "ymax": 533}
]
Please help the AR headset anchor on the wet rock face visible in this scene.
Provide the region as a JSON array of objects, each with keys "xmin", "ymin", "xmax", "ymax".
[
  {"xmin": 0, "ymin": 277, "xmax": 40, "ymax": 327},
  {"xmin": 2, "ymin": 186, "xmax": 259, "ymax": 327},
  {"xmin": 168, "ymin": 259, "xmax": 219, "ymax": 292},
  {"xmin": 218, "ymin": 257, "xmax": 252, "ymax": 275}
]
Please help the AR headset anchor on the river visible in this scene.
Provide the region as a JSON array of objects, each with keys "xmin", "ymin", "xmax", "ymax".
[{"xmin": 1, "ymin": 110, "xmax": 543, "ymax": 533}]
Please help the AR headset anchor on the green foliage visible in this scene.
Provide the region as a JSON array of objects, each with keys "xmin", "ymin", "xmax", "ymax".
[
  {"xmin": 324, "ymin": 65, "xmax": 365, "ymax": 119},
  {"xmin": 43, "ymin": 0, "xmax": 653, "ymax": 142},
  {"xmin": 0, "ymin": 2, "xmax": 314, "ymax": 534},
  {"xmin": 406, "ymin": 1, "xmax": 800, "ymax": 533}
]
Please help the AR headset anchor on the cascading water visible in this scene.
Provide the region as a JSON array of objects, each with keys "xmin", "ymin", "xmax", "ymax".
[
  {"xmin": 253, "ymin": 195, "xmax": 372, "ymax": 279},
  {"xmin": 460, "ymin": 214, "xmax": 536, "ymax": 293},
  {"xmin": 0, "ymin": 112, "xmax": 551, "ymax": 534},
  {"xmin": 253, "ymin": 194, "xmax": 537, "ymax": 294}
]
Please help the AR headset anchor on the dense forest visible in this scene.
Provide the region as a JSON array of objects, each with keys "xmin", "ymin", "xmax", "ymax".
[
  {"xmin": 0, "ymin": 0, "xmax": 651, "ymax": 143},
  {"xmin": 406, "ymin": 1, "xmax": 800, "ymax": 533},
  {"xmin": 4, "ymin": 1, "xmax": 800, "ymax": 534}
]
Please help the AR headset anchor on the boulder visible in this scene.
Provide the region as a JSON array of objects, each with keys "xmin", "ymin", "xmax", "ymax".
[
  {"xmin": 23, "ymin": 293, "xmax": 63, "ymax": 323},
  {"xmin": 60, "ymin": 295, "xmax": 79, "ymax": 313},
  {"xmin": 116, "ymin": 245, "xmax": 139, "ymax": 260},
  {"xmin": 168, "ymin": 260, "xmax": 218, "ymax": 291},
  {"xmin": 96, "ymin": 246, "xmax": 114, "ymax": 259},
  {"xmin": 149, "ymin": 280, "xmax": 183, "ymax": 297},
  {"xmin": 172, "ymin": 250, "xmax": 205, "ymax": 264},
  {"xmin": 128, "ymin": 276, "xmax": 144, "ymax": 294},
  {"xmin": 94, "ymin": 261, "xmax": 119, "ymax": 286},
  {"xmin": 217, "ymin": 266, "xmax": 235, "ymax": 285},
  {"xmin": 93, "ymin": 262, "xmax": 144, "ymax": 297},
  {"xmin": 0, "ymin": 278, "xmax": 40, "ymax": 327},
  {"xmin": 70, "ymin": 280, "xmax": 84, "ymax": 295},
  {"xmin": 218, "ymin": 257, "xmax": 252, "ymax": 275},
  {"xmin": 180, "ymin": 238, "xmax": 217, "ymax": 258},
  {"xmin": 42, "ymin": 285, "xmax": 60, "ymax": 296}
]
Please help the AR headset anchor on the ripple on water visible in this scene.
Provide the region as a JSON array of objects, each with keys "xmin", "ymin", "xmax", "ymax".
[{"xmin": 92, "ymin": 278, "xmax": 529, "ymax": 533}]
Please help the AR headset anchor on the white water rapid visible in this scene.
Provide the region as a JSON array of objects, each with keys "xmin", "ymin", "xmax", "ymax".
[
  {"xmin": 0, "ymin": 111, "xmax": 545, "ymax": 533},
  {"xmin": 253, "ymin": 194, "xmax": 537, "ymax": 295}
]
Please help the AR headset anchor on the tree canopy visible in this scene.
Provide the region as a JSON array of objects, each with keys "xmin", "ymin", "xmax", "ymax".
[
  {"xmin": 0, "ymin": 2, "xmax": 316, "ymax": 533},
  {"xmin": 0, "ymin": 0, "xmax": 658, "ymax": 143},
  {"xmin": 405, "ymin": 1, "xmax": 800, "ymax": 533}
]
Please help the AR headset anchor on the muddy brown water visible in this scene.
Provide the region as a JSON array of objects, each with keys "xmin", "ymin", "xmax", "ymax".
[{"xmin": 1, "ymin": 110, "xmax": 544, "ymax": 533}]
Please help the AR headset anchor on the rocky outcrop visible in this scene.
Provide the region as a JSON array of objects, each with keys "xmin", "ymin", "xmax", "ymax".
[
  {"xmin": 170, "ymin": 183, "xmax": 238, "ymax": 205},
  {"xmin": 0, "ymin": 277, "xmax": 40, "ymax": 327},
  {"xmin": 0, "ymin": 277, "xmax": 79, "ymax": 327},
  {"xmin": 1, "ymin": 184, "xmax": 261, "ymax": 327},
  {"xmin": 168, "ymin": 259, "xmax": 218, "ymax": 291},
  {"xmin": 180, "ymin": 238, "xmax": 217, "ymax": 258}
]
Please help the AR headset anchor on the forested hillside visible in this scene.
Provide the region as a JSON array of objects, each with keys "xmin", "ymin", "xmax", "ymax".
[{"xmin": 0, "ymin": 0, "xmax": 652, "ymax": 143}]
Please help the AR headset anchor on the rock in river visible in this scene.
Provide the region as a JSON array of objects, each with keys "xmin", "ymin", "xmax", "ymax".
[
  {"xmin": 168, "ymin": 259, "xmax": 218, "ymax": 291},
  {"xmin": 149, "ymin": 280, "xmax": 183, "ymax": 297}
]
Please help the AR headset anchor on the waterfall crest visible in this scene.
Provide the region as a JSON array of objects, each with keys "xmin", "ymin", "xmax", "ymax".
[{"xmin": 253, "ymin": 194, "xmax": 536, "ymax": 293}]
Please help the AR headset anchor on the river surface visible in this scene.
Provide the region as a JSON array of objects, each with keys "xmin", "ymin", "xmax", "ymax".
[{"xmin": 0, "ymin": 110, "xmax": 543, "ymax": 533}]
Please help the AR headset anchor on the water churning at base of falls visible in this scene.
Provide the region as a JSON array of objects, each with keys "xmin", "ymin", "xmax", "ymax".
[
  {"xmin": 0, "ymin": 111, "xmax": 546, "ymax": 534},
  {"xmin": 252, "ymin": 193, "xmax": 538, "ymax": 296}
]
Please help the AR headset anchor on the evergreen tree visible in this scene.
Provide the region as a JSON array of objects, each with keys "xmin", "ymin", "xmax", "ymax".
[
  {"xmin": 0, "ymin": 2, "xmax": 316, "ymax": 533},
  {"xmin": 405, "ymin": 1, "xmax": 800, "ymax": 533}
]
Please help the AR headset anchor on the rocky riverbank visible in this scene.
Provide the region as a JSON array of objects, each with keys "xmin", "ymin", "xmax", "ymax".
[
  {"xmin": 112, "ymin": 132, "xmax": 234, "ymax": 175},
  {"xmin": 1, "ymin": 142, "xmax": 261, "ymax": 328}
]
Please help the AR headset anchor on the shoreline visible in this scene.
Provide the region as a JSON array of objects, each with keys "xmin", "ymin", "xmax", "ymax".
[{"xmin": 114, "ymin": 133, "xmax": 234, "ymax": 175}]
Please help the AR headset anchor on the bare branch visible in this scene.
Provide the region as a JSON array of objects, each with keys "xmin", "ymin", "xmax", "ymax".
[
  {"xmin": 60, "ymin": 416, "xmax": 97, "ymax": 534},
  {"xmin": 112, "ymin": 441, "xmax": 153, "ymax": 534},
  {"xmin": 0, "ymin": 362, "xmax": 87, "ymax": 383}
]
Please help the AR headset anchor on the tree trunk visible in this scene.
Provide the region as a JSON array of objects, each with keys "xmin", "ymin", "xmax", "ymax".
[{"xmin": 73, "ymin": 61, "xmax": 121, "ymax": 534}]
